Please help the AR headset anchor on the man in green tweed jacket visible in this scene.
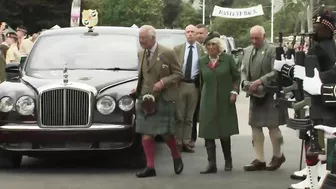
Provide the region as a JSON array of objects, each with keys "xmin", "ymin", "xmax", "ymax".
[
  {"xmin": 241, "ymin": 25, "xmax": 288, "ymax": 171},
  {"xmin": 131, "ymin": 25, "xmax": 184, "ymax": 178}
]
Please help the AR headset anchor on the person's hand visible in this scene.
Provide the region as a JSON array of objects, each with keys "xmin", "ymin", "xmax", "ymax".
[
  {"xmin": 273, "ymin": 55, "xmax": 287, "ymax": 71},
  {"xmin": 303, "ymin": 68, "xmax": 322, "ymax": 95},
  {"xmin": 129, "ymin": 88, "xmax": 136, "ymax": 98},
  {"xmin": 293, "ymin": 65, "xmax": 305, "ymax": 80},
  {"xmin": 286, "ymin": 54, "xmax": 295, "ymax": 66},
  {"xmin": 314, "ymin": 125, "xmax": 336, "ymax": 139},
  {"xmin": 230, "ymin": 93, "xmax": 237, "ymax": 103},
  {"xmin": 153, "ymin": 80, "xmax": 164, "ymax": 92},
  {"xmin": 249, "ymin": 79, "xmax": 262, "ymax": 93}
]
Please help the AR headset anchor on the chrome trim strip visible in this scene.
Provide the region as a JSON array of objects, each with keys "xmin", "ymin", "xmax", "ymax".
[
  {"xmin": 98, "ymin": 76, "xmax": 138, "ymax": 94},
  {"xmin": 63, "ymin": 88, "xmax": 67, "ymax": 126},
  {"xmin": 0, "ymin": 145, "xmax": 132, "ymax": 152},
  {"xmin": 37, "ymin": 82, "xmax": 98, "ymax": 96},
  {"xmin": 0, "ymin": 124, "xmax": 128, "ymax": 131}
]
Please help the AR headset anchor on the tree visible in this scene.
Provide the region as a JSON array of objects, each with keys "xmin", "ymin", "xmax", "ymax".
[
  {"xmin": 211, "ymin": 16, "xmax": 265, "ymax": 47},
  {"xmin": 0, "ymin": 0, "xmax": 73, "ymax": 33},
  {"xmin": 175, "ymin": 2, "xmax": 202, "ymax": 28},
  {"xmin": 163, "ymin": 0, "xmax": 182, "ymax": 28},
  {"xmin": 101, "ymin": 0, "xmax": 164, "ymax": 28},
  {"xmin": 198, "ymin": 0, "xmax": 224, "ymax": 25}
]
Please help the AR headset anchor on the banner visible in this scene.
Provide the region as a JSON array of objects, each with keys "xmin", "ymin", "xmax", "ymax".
[{"xmin": 212, "ymin": 4, "xmax": 264, "ymax": 19}]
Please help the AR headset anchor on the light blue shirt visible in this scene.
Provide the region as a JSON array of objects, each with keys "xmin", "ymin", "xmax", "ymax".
[{"xmin": 182, "ymin": 42, "xmax": 199, "ymax": 79}]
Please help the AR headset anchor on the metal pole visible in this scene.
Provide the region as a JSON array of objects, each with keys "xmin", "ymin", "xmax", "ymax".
[
  {"xmin": 310, "ymin": 0, "xmax": 314, "ymax": 12},
  {"xmin": 299, "ymin": 140, "xmax": 304, "ymax": 170},
  {"xmin": 271, "ymin": 0, "xmax": 274, "ymax": 43},
  {"xmin": 202, "ymin": 0, "xmax": 205, "ymax": 25}
]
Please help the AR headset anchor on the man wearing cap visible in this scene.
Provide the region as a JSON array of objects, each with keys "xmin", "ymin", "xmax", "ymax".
[
  {"xmin": 5, "ymin": 32, "xmax": 21, "ymax": 64},
  {"xmin": 173, "ymin": 25, "xmax": 204, "ymax": 152},
  {"xmin": 16, "ymin": 26, "xmax": 33, "ymax": 65},
  {"xmin": 273, "ymin": 10, "xmax": 336, "ymax": 188},
  {"xmin": 241, "ymin": 25, "xmax": 288, "ymax": 172}
]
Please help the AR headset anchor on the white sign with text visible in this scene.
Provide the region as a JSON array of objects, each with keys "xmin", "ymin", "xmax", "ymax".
[{"xmin": 212, "ymin": 4, "xmax": 264, "ymax": 19}]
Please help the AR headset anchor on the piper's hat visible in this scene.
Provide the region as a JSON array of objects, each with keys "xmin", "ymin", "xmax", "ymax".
[
  {"xmin": 203, "ymin": 31, "xmax": 221, "ymax": 45},
  {"xmin": 312, "ymin": 10, "xmax": 335, "ymax": 33}
]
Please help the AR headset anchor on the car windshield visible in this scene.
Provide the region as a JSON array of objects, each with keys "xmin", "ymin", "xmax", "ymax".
[{"xmin": 25, "ymin": 33, "xmax": 139, "ymax": 71}]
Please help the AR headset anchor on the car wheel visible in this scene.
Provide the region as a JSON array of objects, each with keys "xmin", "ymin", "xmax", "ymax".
[{"xmin": 0, "ymin": 152, "xmax": 22, "ymax": 168}]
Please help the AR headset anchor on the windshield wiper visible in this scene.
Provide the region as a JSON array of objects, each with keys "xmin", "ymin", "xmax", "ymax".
[{"xmin": 95, "ymin": 67, "xmax": 137, "ymax": 71}]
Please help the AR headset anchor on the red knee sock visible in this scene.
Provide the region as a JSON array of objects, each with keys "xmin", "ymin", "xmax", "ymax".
[
  {"xmin": 166, "ymin": 136, "xmax": 181, "ymax": 159},
  {"xmin": 142, "ymin": 138, "xmax": 155, "ymax": 168},
  {"xmin": 305, "ymin": 142, "xmax": 319, "ymax": 166}
]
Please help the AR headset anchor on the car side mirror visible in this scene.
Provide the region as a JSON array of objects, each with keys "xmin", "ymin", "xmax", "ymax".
[{"xmin": 6, "ymin": 62, "xmax": 21, "ymax": 81}]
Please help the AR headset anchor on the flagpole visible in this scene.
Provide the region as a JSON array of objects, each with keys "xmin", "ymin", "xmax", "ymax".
[
  {"xmin": 271, "ymin": 0, "xmax": 274, "ymax": 43},
  {"xmin": 202, "ymin": 0, "xmax": 205, "ymax": 24}
]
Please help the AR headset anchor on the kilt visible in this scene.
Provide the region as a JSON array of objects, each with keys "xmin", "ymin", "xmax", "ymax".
[
  {"xmin": 249, "ymin": 94, "xmax": 288, "ymax": 128},
  {"xmin": 327, "ymin": 139, "xmax": 336, "ymax": 171},
  {"xmin": 135, "ymin": 96, "xmax": 176, "ymax": 135}
]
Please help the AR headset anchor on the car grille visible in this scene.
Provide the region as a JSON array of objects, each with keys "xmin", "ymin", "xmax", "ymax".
[{"xmin": 39, "ymin": 88, "xmax": 91, "ymax": 126}]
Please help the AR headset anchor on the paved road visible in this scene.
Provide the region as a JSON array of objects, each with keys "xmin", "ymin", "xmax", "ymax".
[{"xmin": 0, "ymin": 94, "xmax": 304, "ymax": 189}]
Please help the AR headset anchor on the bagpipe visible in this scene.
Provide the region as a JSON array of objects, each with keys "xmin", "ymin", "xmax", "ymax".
[{"xmin": 273, "ymin": 5, "xmax": 325, "ymax": 170}]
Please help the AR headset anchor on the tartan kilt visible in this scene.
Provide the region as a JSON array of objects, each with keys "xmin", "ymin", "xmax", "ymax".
[
  {"xmin": 327, "ymin": 139, "xmax": 336, "ymax": 171},
  {"xmin": 249, "ymin": 94, "xmax": 289, "ymax": 128},
  {"xmin": 135, "ymin": 96, "xmax": 176, "ymax": 135}
]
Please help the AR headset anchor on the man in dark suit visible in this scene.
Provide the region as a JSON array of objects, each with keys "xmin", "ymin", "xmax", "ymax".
[{"xmin": 189, "ymin": 24, "xmax": 208, "ymax": 148}]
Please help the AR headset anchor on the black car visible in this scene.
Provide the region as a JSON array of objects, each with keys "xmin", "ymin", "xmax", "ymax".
[
  {"xmin": 0, "ymin": 26, "xmax": 186, "ymax": 168},
  {"xmin": 0, "ymin": 26, "xmax": 144, "ymax": 168}
]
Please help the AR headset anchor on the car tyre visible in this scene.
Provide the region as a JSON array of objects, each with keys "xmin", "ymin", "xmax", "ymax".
[{"xmin": 0, "ymin": 152, "xmax": 22, "ymax": 169}]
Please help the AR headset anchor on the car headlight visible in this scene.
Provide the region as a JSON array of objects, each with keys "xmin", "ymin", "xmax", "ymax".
[
  {"xmin": 96, "ymin": 96, "xmax": 116, "ymax": 115},
  {"xmin": 118, "ymin": 96, "xmax": 134, "ymax": 111},
  {"xmin": 0, "ymin": 97, "xmax": 14, "ymax": 112},
  {"xmin": 16, "ymin": 96, "xmax": 35, "ymax": 115}
]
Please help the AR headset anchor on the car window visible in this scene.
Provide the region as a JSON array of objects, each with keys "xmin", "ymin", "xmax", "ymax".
[
  {"xmin": 25, "ymin": 33, "xmax": 139, "ymax": 71},
  {"xmin": 156, "ymin": 32, "xmax": 185, "ymax": 48}
]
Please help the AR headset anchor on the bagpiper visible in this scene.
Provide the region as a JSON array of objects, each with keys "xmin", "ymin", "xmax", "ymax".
[{"xmin": 273, "ymin": 9, "xmax": 336, "ymax": 189}]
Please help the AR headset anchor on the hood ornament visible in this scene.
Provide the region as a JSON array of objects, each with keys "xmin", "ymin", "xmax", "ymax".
[{"xmin": 63, "ymin": 62, "xmax": 69, "ymax": 85}]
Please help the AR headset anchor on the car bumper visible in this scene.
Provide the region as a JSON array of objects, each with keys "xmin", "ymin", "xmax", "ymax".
[{"xmin": 0, "ymin": 121, "xmax": 137, "ymax": 153}]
